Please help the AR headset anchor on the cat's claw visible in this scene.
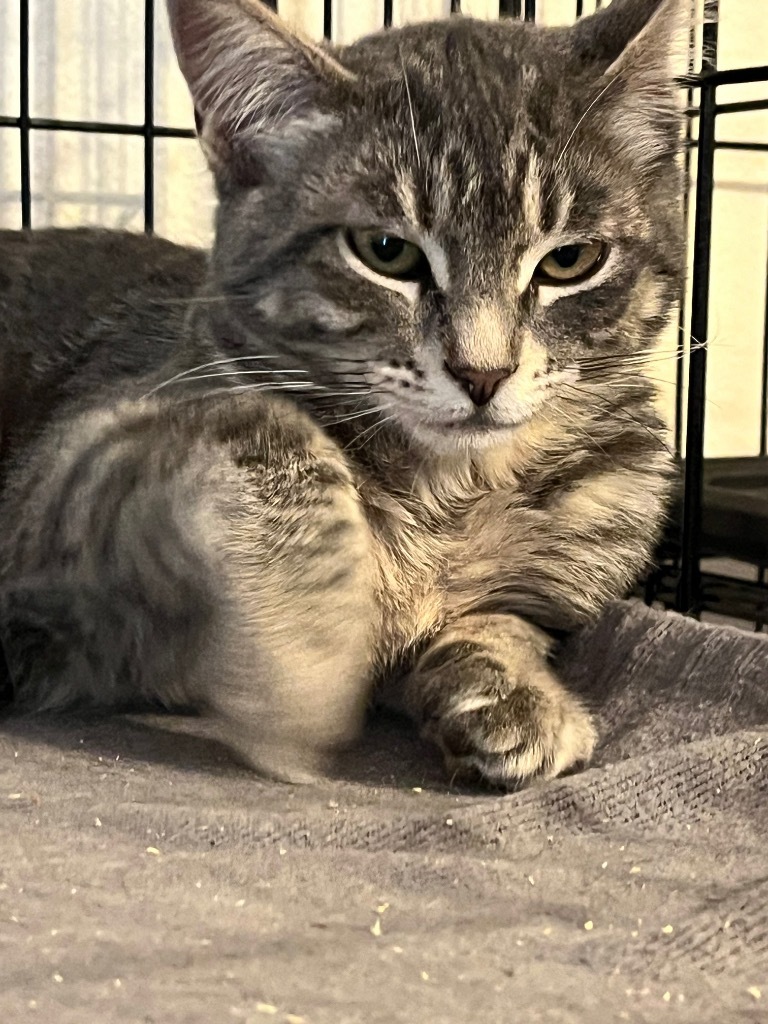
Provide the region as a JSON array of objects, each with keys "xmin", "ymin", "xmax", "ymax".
[{"xmin": 424, "ymin": 682, "xmax": 597, "ymax": 790}]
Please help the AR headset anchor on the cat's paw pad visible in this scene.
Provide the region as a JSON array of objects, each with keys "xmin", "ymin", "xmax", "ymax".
[{"xmin": 425, "ymin": 683, "xmax": 596, "ymax": 790}]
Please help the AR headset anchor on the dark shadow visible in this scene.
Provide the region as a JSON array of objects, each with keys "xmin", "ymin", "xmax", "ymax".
[
  {"xmin": 0, "ymin": 704, "xmax": 461, "ymax": 794},
  {"xmin": 0, "ymin": 707, "xmax": 241, "ymax": 776}
]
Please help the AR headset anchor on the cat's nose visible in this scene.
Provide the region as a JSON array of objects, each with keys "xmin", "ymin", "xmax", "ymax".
[{"xmin": 444, "ymin": 362, "xmax": 516, "ymax": 407}]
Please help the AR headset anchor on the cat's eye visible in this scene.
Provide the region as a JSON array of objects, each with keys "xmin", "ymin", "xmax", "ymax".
[
  {"xmin": 534, "ymin": 241, "xmax": 607, "ymax": 284},
  {"xmin": 346, "ymin": 229, "xmax": 428, "ymax": 281}
]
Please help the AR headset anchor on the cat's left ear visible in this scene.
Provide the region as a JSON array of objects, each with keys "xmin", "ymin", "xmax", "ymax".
[
  {"xmin": 166, "ymin": 0, "xmax": 354, "ymax": 186},
  {"xmin": 570, "ymin": 0, "xmax": 690, "ymax": 163}
]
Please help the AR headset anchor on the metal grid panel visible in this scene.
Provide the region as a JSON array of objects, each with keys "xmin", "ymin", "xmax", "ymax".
[{"xmin": 1, "ymin": 0, "xmax": 767, "ymax": 626}]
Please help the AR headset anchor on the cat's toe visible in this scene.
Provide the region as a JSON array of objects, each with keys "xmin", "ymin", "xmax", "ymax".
[{"xmin": 427, "ymin": 683, "xmax": 597, "ymax": 791}]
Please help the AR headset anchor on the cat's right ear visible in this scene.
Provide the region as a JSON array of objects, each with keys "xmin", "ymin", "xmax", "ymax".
[
  {"xmin": 166, "ymin": 0, "xmax": 354, "ymax": 187},
  {"xmin": 568, "ymin": 0, "xmax": 689, "ymax": 166}
]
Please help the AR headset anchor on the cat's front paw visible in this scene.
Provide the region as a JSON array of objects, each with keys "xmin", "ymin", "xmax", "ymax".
[{"xmin": 423, "ymin": 670, "xmax": 597, "ymax": 791}]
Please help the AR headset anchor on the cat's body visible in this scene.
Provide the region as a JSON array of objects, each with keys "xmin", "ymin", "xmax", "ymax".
[
  {"xmin": 0, "ymin": 230, "xmax": 204, "ymax": 471},
  {"xmin": 0, "ymin": 0, "xmax": 684, "ymax": 786}
]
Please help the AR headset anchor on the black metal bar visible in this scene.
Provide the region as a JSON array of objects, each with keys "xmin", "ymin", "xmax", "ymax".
[
  {"xmin": 674, "ymin": 0, "xmax": 699, "ymax": 457},
  {"xmin": 451, "ymin": 0, "xmax": 462, "ymax": 12},
  {"xmin": 323, "ymin": 0, "xmax": 332, "ymax": 39},
  {"xmin": 0, "ymin": 115, "xmax": 195, "ymax": 138},
  {"xmin": 19, "ymin": 0, "xmax": 31, "ymax": 228},
  {"xmin": 650, "ymin": 564, "xmax": 768, "ymax": 623},
  {"xmin": 715, "ymin": 98, "xmax": 768, "ymax": 115},
  {"xmin": 499, "ymin": 1, "xmax": 522, "ymax": 18},
  {"xmin": 524, "ymin": 0, "xmax": 535, "ymax": 21},
  {"xmin": 575, "ymin": 0, "xmax": 584, "ymax": 18},
  {"xmin": 141, "ymin": 125, "xmax": 196, "ymax": 139},
  {"xmin": 383, "ymin": 0, "xmax": 393, "ymax": 28},
  {"xmin": 687, "ymin": 101, "xmax": 768, "ymax": 119},
  {"xmin": 687, "ymin": 99, "xmax": 768, "ymax": 119},
  {"xmin": 677, "ymin": 7, "xmax": 719, "ymax": 616},
  {"xmin": 761, "ymin": 226, "xmax": 768, "ymax": 457},
  {"xmin": 144, "ymin": 0, "xmax": 155, "ymax": 234},
  {"xmin": 681, "ymin": 64, "xmax": 768, "ymax": 88},
  {"xmin": 714, "ymin": 140, "xmax": 768, "ymax": 152},
  {"xmin": 1, "ymin": 188, "xmax": 144, "ymax": 205}
]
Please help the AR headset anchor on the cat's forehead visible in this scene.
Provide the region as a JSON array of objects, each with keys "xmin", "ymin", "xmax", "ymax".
[
  {"xmin": 336, "ymin": 21, "xmax": 605, "ymax": 267},
  {"xmin": 342, "ymin": 18, "xmax": 563, "ymax": 88},
  {"xmin": 329, "ymin": 24, "xmax": 606, "ymax": 288},
  {"xmin": 344, "ymin": 20, "xmax": 582, "ymax": 130}
]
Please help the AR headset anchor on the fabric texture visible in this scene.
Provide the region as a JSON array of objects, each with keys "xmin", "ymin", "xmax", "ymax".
[{"xmin": 1, "ymin": 599, "xmax": 767, "ymax": 1023}]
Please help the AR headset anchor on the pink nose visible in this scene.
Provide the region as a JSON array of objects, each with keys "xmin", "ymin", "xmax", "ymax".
[{"xmin": 444, "ymin": 362, "xmax": 515, "ymax": 407}]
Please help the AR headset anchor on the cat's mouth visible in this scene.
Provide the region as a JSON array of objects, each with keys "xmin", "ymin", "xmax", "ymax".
[
  {"xmin": 433, "ymin": 405, "xmax": 528, "ymax": 433},
  {"xmin": 401, "ymin": 411, "xmax": 527, "ymax": 451},
  {"xmin": 440, "ymin": 417, "xmax": 511, "ymax": 433},
  {"xmin": 390, "ymin": 401, "xmax": 530, "ymax": 450}
]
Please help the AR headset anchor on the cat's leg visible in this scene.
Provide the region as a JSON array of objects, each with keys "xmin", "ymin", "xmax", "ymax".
[
  {"xmin": 391, "ymin": 614, "xmax": 596, "ymax": 789},
  {"xmin": 192, "ymin": 397, "xmax": 377, "ymax": 780},
  {"xmin": 0, "ymin": 394, "xmax": 376, "ymax": 781}
]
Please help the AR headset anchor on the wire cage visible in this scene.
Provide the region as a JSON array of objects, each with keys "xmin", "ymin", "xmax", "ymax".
[{"xmin": 0, "ymin": 0, "xmax": 766, "ymax": 630}]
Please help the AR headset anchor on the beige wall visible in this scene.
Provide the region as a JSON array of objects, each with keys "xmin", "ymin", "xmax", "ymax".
[{"xmin": 0, "ymin": 0, "xmax": 765, "ymax": 456}]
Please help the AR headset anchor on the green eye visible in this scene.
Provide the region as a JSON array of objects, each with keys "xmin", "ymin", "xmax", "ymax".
[
  {"xmin": 346, "ymin": 229, "xmax": 428, "ymax": 280},
  {"xmin": 534, "ymin": 241, "xmax": 607, "ymax": 284}
]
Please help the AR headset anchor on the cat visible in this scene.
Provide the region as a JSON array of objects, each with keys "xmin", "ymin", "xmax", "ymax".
[{"xmin": 0, "ymin": 0, "xmax": 684, "ymax": 787}]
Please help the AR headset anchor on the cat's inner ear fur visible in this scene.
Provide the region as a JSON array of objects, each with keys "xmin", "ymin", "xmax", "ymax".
[
  {"xmin": 570, "ymin": 0, "xmax": 689, "ymax": 165},
  {"xmin": 166, "ymin": 0, "xmax": 354, "ymax": 186}
]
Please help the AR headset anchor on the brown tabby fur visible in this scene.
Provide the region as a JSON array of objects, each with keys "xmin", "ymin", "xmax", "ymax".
[{"xmin": 0, "ymin": 0, "xmax": 685, "ymax": 786}]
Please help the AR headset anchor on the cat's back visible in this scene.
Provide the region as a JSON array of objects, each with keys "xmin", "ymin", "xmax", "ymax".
[{"xmin": 0, "ymin": 227, "xmax": 207, "ymax": 470}]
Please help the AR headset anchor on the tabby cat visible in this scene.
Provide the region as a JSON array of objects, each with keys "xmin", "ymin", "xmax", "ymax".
[{"xmin": 0, "ymin": 0, "xmax": 684, "ymax": 787}]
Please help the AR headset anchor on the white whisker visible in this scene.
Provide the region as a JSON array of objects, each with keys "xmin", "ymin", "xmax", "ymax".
[
  {"xmin": 559, "ymin": 382, "xmax": 672, "ymax": 454},
  {"xmin": 143, "ymin": 354, "xmax": 283, "ymax": 399},
  {"xmin": 344, "ymin": 412, "xmax": 398, "ymax": 451},
  {"xmin": 327, "ymin": 403, "xmax": 393, "ymax": 428},
  {"xmin": 162, "ymin": 368, "xmax": 308, "ymax": 386},
  {"xmin": 399, "ymin": 45, "xmax": 422, "ymax": 171},
  {"xmin": 546, "ymin": 72, "xmax": 622, "ymax": 201},
  {"xmin": 221, "ymin": 381, "xmax": 318, "ymax": 394}
]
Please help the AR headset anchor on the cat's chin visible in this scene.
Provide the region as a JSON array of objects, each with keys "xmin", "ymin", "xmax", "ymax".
[{"xmin": 403, "ymin": 417, "xmax": 525, "ymax": 455}]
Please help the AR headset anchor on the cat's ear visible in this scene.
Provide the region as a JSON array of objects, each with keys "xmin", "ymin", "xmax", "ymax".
[
  {"xmin": 166, "ymin": 0, "xmax": 354, "ymax": 185},
  {"xmin": 570, "ymin": 0, "xmax": 689, "ymax": 163}
]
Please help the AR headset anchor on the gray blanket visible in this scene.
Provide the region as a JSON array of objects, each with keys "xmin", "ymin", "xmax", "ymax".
[{"xmin": 1, "ymin": 600, "xmax": 767, "ymax": 1023}]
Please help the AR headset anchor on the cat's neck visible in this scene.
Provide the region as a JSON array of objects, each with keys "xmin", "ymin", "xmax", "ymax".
[{"xmin": 321, "ymin": 406, "xmax": 557, "ymax": 503}]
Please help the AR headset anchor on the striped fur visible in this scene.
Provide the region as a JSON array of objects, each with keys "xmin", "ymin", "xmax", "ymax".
[{"xmin": 0, "ymin": 0, "xmax": 685, "ymax": 786}]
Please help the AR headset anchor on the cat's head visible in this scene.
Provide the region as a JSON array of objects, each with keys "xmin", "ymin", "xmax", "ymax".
[{"xmin": 168, "ymin": 0, "xmax": 686, "ymax": 453}]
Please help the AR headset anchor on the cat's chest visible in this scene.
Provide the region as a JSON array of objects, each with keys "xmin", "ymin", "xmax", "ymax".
[
  {"xmin": 361, "ymin": 483, "xmax": 501, "ymax": 670},
  {"xmin": 368, "ymin": 517, "xmax": 449, "ymax": 671},
  {"xmin": 359, "ymin": 458, "xmax": 558, "ymax": 669}
]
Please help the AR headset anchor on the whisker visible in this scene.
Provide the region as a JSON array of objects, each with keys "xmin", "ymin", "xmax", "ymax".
[
  {"xmin": 537, "ymin": 406, "xmax": 614, "ymax": 462},
  {"xmin": 342, "ymin": 411, "xmax": 397, "ymax": 451},
  {"xmin": 158, "ymin": 368, "xmax": 309, "ymax": 387},
  {"xmin": 357, "ymin": 413, "xmax": 399, "ymax": 449},
  {"xmin": 146, "ymin": 370, "xmax": 314, "ymax": 394},
  {"xmin": 546, "ymin": 71, "xmax": 622, "ymax": 201},
  {"xmin": 143, "ymin": 354, "xmax": 284, "ymax": 399},
  {"xmin": 559, "ymin": 382, "xmax": 673, "ymax": 456},
  {"xmin": 151, "ymin": 294, "xmax": 246, "ymax": 307},
  {"xmin": 168, "ymin": 381, "xmax": 327, "ymax": 403},
  {"xmin": 578, "ymin": 343, "xmax": 712, "ymax": 373},
  {"xmin": 308, "ymin": 390, "xmax": 372, "ymax": 400},
  {"xmin": 222, "ymin": 381, "xmax": 317, "ymax": 393},
  {"xmin": 399, "ymin": 45, "xmax": 422, "ymax": 171},
  {"xmin": 326, "ymin": 404, "xmax": 393, "ymax": 428},
  {"xmin": 311, "ymin": 386, "xmax": 390, "ymax": 404},
  {"xmin": 564, "ymin": 372, "xmax": 724, "ymax": 412}
]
